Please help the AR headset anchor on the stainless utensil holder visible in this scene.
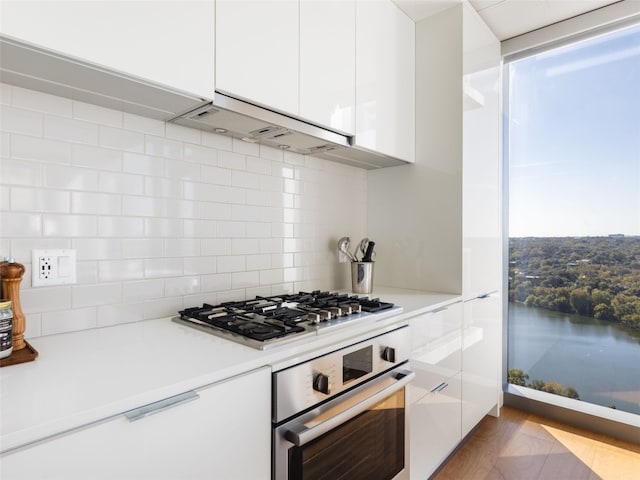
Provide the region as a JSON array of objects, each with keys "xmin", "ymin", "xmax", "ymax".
[{"xmin": 351, "ymin": 262, "xmax": 374, "ymax": 294}]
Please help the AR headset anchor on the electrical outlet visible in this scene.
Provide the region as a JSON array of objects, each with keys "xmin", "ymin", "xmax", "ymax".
[{"xmin": 32, "ymin": 249, "xmax": 77, "ymax": 287}]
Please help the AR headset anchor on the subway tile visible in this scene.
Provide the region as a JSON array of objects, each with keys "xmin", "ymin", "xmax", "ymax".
[
  {"xmin": 284, "ymin": 267, "xmax": 305, "ymax": 282},
  {"xmin": 246, "ymin": 254, "xmax": 271, "ymax": 271},
  {"xmin": 73, "ymin": 238, "xmax": 122, "ymax": 260},
  {"xmin": 231, "ymin": 204, "xmax": 261, "ymax": 222},
  {"xmin": 260, "ymin": 269, "xmax": 284, "ymax": 285},
  {"xmin": 201, "ymin": 238, "xmax": 232, "ymax": 256},
  {"xmin": 183, "ymin": 219, "xmax": 216, "ymax": 238},
  {"xmin": 145, "ymin": 134, "xmax": 182, "ymax": 160},
  {"xmin": 272, "ymin": 283, "xmax": 295, "ymax": 295},
  {"xmin": 0, "ymin": 105, "xmax": 43, "ymax": 136},
  {"xmin": 144, "ymin": 257, "xmax": 183, "ymax": 278},
  {"xmin": 183, "ymin": 291, "xmax": 217, "ymax": 306},
  {"xmin": 21, "ymin": 286, "xmax": 72, "ymax": 314},
  {"xmin": 122, "ymin": 152, "xmax": 165, "ymax": 175},
  {"xmin": 260, "ymin": 206, "xmax": 282, "ymax": 222},
  {"xmin": 272, "ymin": 162, "xmax": 295, "ymax": 179},
  {"xmin": 246, "ymin": 222, "xmax": 271, "ymax": 238},
  {"xmin": 283, "ymin": 151, "xmax": 305, "ymax": 166},
  {"xmin": 218, "ymin": 150, "xmax": 245, "ymax": 170},
  {"xmin": 164, "ymin": 238, "xmax": 200, "ymax": 257},
  {"xmin": 76, "ymin": 261, "xmax": 99, "ymax": 284},
  {"xmin": 24, "ymin": 313, "xmax": 42, "ymax": 339},
  {"xmin": 73, "ymin": 101, "xmax": 123, "ymax": 127},
  {"xmin": 122, "ymin": 196, "xmax": 166, "ymax": 217},
  {"xmin": 0, "ymin": 158, "xmax": 42, "ymax": 187},
  {"xmin": 122, "ymin": 279, "xmax": 165, "ymax": 302},
  {"xmin": 71, "ymin": 144, "xmax": 122, "ymax": 171},
  {"xmin": 201, "ymin": 273, "xmax": 232, "ymax": 292},
  {"xmin": 11, "ymin": 187, "xmax": 70, "ymax": 213},
  {"xmin": 183, "ymin": 256, "xmax": 216, "ymax": 275},
  {"xmin": 1, "ymin": 132, "xmax": 10, "ymax": 157},
  {"xmin": 201, "ymin": 202, "xmax": 232, "ymax": 220},
  {"xmin": 201, "ymin": 165, "xmax": 232, "ymax": 185},
  {"xmin": 216, "ymin": 289, "xmax": 246, "ymax": 304},
  {"xmin": 217, "ymin": 255, "xmax": 246, "ymax": 273},
  {"xmin": 201, "ymin": 130, "xmax": 232, "ymax": 151},
  {"xmin": 271, "ymin": 223, "xmax": 294, "ymax": 238},
  {"xmin": 97, "ymin": 303, "xmax": 144, "ymax": 327},
  {"xmin": 44, "ymin": 115, "xmax": 98, "ymax": 144},
  {"xmin": 232, "ymin": 239, "xmax": 260, "ymax": 255},
  {"xmin": 284, "ymin": 238, "xmax": 304, "ymax": 253},
  {"xmin": 144, "ymin": 218, "xmax": 183, "ymax": 237},
  {"xmin": 166, "ymin": 199, "xmax": 199, "ymax": 219},
  {"xmin": 189, "ymin": 183, "xmax": 245, "ymax": 204},
  {"xmin": 9, "ymin": 238, "xmax": 70, "ymax": 263},
  {"xmin": 232, "ymin": 137, "xmax": 260, "ymax": 157},
  {"xmin": 246, "ymin": 189, "xmax": 271, "ymax": 206},
  {"xmin": 98, "ymin": 259, "xmax": 145, "ymax": 282},
  {"xmin": 259, "ymin": 174, "xmax": 283, "ymax": 192},
  {"xmin": 260, "ymin": 238, "xmax": 282, "ymax": 254},
  {"xmin": 43, "ymin": 214, "xmax": 97, "ymax": 237},
  {"xmin": 11, "ymin": 86, "xmax": 72, "ymax": 117},
  {"xmin": 166, "ymin": 123, "xmax": 201, "ymax": 144},
  {"xmin": 259, "ymin": 145, "xmax": 283, "ymax": 162},
  {"xmin": 72, "ymin": 283, "xmax": 122, "ymax": 308},
  {"xmin": 71, "ymin": 191, "xmax": 121, "ymax": 215},
  {"xmin": 41, "ymin": 307, "xmax": 98, "ymax": 335},
  {"xmin": 246, "ymin": 155, "xmax": 272, "ymax": 175},
  {"xmin": 99, "ymin": 216, "xmax": 144, "ymax": 238},
  {"xmin": 184, "ymin": 143, "xmax": 217, "ymax": 165},
  {"xmin": 166, "ymin": 158, "xmax": 201, "ymax": 180},
  {"xmin": 11, "ymin": 134, "xmax": 71, "ymax": 163},
  {"xmin": 44, "ymin": 164, "xmax": 99, "ymax": 191},
  {"xmin": 143, "ymin": 296, "xmax": 183, "ymax": 320},
  {"xmin": 283, "ymin": 178, "xmax": 303, "ymax": 194},
  {"xmin": 123, "ymin": 112, "xmax": 165, "ymax": 136},
  {"xmin": 283, "ymin": 208, "xmax": 301, "ymax": 224},
  {"xmin": 165, "ymin": 275, "xmax": 201, "ymax": 296},
  {"xmin": 217, "ymin": 221, "xmax": 246, "ymax": 238},
  {"xmin": 123, "ymin": 239, "xmax": 164, "ymax": 259},
  {"xmin": 99, "ymin": 171, "xmax": 144, "ymax": 195},
  {"xmin": 0, "ymin": 185, "xmax": 8, "ymax": 210},
  {"xmin": 294, "ymin": 252, "xmax": 314, "ymax": 267},
  {"xmin": 144, "ymin": 177, "xmax": 182, "ymax": 198},
  {"xmin": 0, "ymin": 83, "xmax": 12, "ymax": 105},
  {"xmin": 99, "ymin": 125, "xmax": 144, "ymax": 153},
  {"xmin": 231, "ymin": 271, "xmax": 259, "ymax": 289},
  {"xmin": 246, "ymin": 285, "xmax": 272, "ymax": 298},
  {"xmin": 232, "ymin": 170, "xmax": 260, "ymax": 189}
]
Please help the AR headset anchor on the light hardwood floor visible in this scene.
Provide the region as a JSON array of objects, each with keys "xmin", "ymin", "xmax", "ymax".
[{"xmin": 431, "ymin": 406, "xmax": 640, "ymax": 480}]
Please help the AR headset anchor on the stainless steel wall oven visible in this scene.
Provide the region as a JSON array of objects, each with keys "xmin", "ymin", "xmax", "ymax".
[{"xmin": 272, "ymin": 326, "xmax": 414, "ymax": 480}]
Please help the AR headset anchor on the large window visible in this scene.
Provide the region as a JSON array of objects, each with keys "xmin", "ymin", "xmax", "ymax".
[{"xmin": 506, "ymin": 23, "xmax": 640, "ymax": 417}]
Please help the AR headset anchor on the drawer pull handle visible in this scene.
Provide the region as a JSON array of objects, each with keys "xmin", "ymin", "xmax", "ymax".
[
  {"xmin": 430, "ymin": 382, "xmax": 449, "ymax": 393},
  {"xmin": 124, "ymin": 390, "xmax": 200, "ymax": 422}
]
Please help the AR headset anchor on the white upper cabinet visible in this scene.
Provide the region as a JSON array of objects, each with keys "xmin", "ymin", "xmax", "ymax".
[
  {"xmin": 355, "ymin": 0, "xmax": 415, "ymax": 163},
  {"xmin": 299, "ymin": 0, "xmax": 356, "ymax": 134},
  {"xmin": 216, "ymin": 0, "xmax": 299, "ymax": 116},
  {"xmin": 462, "ymin": 3, "xmax": 501, "ymax": 300},
  {"xmin": 0, "ymin": 1, "xmax": 215, "ymax": 100}
]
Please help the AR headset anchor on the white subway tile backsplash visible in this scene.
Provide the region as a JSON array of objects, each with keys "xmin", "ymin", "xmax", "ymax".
[
  {"xmin": 145, "ymin": 135, "xmax": 182, "ymax": 159},
  {"xmin": 24, "ymin": 313, "xmax": 42, "ymax": 339},
  {"xmin": 11, "ymin": 134, "xmax": 71, "ymax": 163},
  {"xmin": 100, "ymin": 126, "xmax": 144, "ymax": 153},
  {"xmin": 0, "ymin": 83, "xmax": 12, "ymax": 105},
  {"xmin": 11, "ymin": 86, "xmax": 72, "ymax": 117},
  {"xmin": 71, "ymin": 191, "xmax": 121, "ymax": 215},
  {"xmin": 1, "ymin": 83, "xmax": 368, "ymax": 338},
  {"xmin": 232, "ymin": 137, "xmax": 260, "ymax": 157},
  {"xmin": 1, "ymin": 105, "xmax": 43, "ymax": 136},
  {"xmin": 44, "ymin": 115, "xmax": 99, "ymax": 144},
  {"xmin": 11, "ymin": 187, "xmax": 69, "ymax": 213},
  {"xmin": 44, "ymin": 165, "xmax": 99, "ymax": 191},
  {"xmin": 42, "ymin": 307, "xmax": 98, "ymax": 335},
  {"xmin": 43, "ymin": 214, "xmax": 97, "ymax": 237},
  {"xmin": 71, "ymin": 144, "xmax": 123, "ymax": 171}
]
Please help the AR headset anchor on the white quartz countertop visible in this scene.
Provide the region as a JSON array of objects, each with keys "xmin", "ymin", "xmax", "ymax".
[{"xmin": 0, "ymin": 287, "xmax": 460, "ymax": 453}]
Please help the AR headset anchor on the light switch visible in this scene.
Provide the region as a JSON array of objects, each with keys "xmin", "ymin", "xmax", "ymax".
[{"xmin": 58, "ymin": 255, "xmax": 71, "ymax": 277}]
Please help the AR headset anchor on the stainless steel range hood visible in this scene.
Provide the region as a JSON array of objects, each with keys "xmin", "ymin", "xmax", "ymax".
[{"xmin": 0, "ymin": 34, "xmax": 408, "ymax": 169}]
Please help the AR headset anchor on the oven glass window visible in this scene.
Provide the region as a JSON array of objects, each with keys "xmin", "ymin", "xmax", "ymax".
[
  {"xmin": 288, "ymin": 389, "xmax": 405, "ymax": 480},
  {"xmin": 343, "ymin": 345, "xmax": 373, "ymax": 384}
]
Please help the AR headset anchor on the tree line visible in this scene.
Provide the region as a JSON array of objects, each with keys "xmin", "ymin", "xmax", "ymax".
[{"xmin": 509, "ymin": 236, "xmax": 640, "ymax": 331}]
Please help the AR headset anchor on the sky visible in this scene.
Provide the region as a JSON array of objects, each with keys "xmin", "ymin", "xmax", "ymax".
[{"xmin": 508, "ymin": 23, "xmax": 640, "ymax": 238}]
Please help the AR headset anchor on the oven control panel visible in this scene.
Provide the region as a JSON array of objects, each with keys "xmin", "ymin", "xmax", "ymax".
[{"xmin": 272, "ymin": 326, "xmax": 411, "ymax": 423}]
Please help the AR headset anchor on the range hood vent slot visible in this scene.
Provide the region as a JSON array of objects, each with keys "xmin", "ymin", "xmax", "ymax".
[{"xmin": 249, "ymin": 125, "xmax": 283, "ymax": 137}]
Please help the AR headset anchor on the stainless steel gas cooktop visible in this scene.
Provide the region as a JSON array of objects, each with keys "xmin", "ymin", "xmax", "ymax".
[{"xmin": 173, "ymin": 291, "xmax": 402, "ymax": 350}]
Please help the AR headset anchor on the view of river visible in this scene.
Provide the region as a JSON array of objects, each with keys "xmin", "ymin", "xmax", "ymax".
[{"xmin": 508, "ymin": 302, "xmax": 640, "ymax": 415}]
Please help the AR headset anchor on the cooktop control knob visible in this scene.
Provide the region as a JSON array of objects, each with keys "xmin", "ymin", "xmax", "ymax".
[
  {"xmin": 382, "ymin": 346, "xmax": 396, "ymax": 363},
  {"xmin": 313, "ymin": 373, "xmax": 330, "ymax": 395}
]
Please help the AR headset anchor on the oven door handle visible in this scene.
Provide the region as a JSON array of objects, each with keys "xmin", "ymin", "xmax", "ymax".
[{"xmin": 284, "ymin": 369, "xmax": 415, "ymax": 447}]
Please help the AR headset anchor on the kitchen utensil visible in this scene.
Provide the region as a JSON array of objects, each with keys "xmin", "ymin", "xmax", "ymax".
[
  {"xmin": 357, "ymin": 238, "xmax": 369, "ymax": 261},
  {"xmin": 337, "ymin": 237, "xmax": 358, "ymax": 263},
  {"xmin": 362, "ymin": 241, "xmax": 376, "ymax": 262}
]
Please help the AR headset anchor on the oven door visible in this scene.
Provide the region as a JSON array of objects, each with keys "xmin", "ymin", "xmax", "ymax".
[{"xmin": 273, "ymin": 366, "xmax": 414, "ymax": 480}]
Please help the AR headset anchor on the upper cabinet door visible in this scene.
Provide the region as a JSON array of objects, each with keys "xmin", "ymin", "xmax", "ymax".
[
  {"xmin": 0, "ymin": 1, "xmax": 215, "ymax": 100},
  {"xmin": 355, "ymin": 0, "xmax": 415, "ymax": 163},
  {"xmin": 216, "ymin": 0, "xmax": 299, "ymax": 116},
  {"xmin": 299, "ymin": 0, "xmax": 355, "ymax": 134}
]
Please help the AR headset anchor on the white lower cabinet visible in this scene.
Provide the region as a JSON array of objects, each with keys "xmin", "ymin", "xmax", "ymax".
[
  {"xmin": 409, "ymin": 302, "xmax": 462, "ymax": 480},
  {"xmin": 461, "ymin": 293, "xmax": 501, "ymax": 437},
  {"xmin": 0, "ymin": 367, "xmax": 271, "ymax": 480}
]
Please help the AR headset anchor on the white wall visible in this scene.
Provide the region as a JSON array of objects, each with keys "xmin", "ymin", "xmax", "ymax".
[{"xmin": 0, "ymin": 83, "xmax": 367, "ymax": 338}]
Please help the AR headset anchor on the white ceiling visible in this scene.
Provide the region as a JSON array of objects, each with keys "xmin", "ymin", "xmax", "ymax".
[{"xmin": 393, "ymin": 0, "xmax": 622, "ymax": 40}]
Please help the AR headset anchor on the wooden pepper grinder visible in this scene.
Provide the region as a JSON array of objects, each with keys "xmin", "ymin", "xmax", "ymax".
[{"xmin": 0, "ymin": 259, "xmax": 26, "ymax": 351}]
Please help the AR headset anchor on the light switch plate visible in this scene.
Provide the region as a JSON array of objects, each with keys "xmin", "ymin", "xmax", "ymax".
[{"xmin": 32, "ymin": 249, "xmax": 77, "ymax": 286}]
